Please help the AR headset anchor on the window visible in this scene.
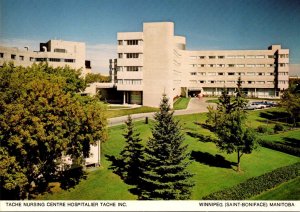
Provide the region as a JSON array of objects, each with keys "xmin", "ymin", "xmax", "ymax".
[
  {"xmin": 247, "ymin": 72, "xmax": 255, "ymax": 76},
  {"xmin": 226, "ymin": 55, "xmax": 235, "ymax": 59},
  {"xmin": 126, "ymin": 66, "xmax": 141, "ymax": 71},
  {"xmin": 279, "ymin": 63, "xmax": 286, "ymax": 67},
  {"xmin": 126, "ymin": 53, "xmax": 139, "ymax": 58},
  {"xmin": 216, "ymin": 80, "xmax": 225, "ymax": 83},
  {"xmin": 207, "ymin": 72, "xmax": 216, "ymax": 76},
  {"xmin": 246, "ymin": 55, "xmax": 255, "ymax": 59},
  {"xmin": 126, "ymin": 40, "xmax": 139, "ymax": 45},
  {"xmin": 228, "ymin": 64, "xmax": 235, "ymax": 67},
  {"xmin": 268, "ymin": 55, "xmax": 274, "ymax": 59},
  {"xmin": 0, "ymin": 53, "xmax": 3, "ymax": 58},
  {"xmin": 189, "ymin": 80, "xmax": 197, "ymax": 84},
  {"xmin": 117, "ymin": 79, "xmax": 123, "ymax": 84},
  {"xmin": 267, "ymin": 81, "xmax": 274, "ymax": 84},
  {"xmin": 118, "ymin": 40, "xmax": 123, "ymax": 45},
  {"xmin": 266, "ymin": 64, "xmax": 273, "ymax": 67},
  {"xmin": 227, "ymin": 80, "xmax": 235, "ymax": 83},
  {"xmin": 246, "ymin": 64, "xmax": 255, "ymax": 68},
  {"xmin": 30, "ymin": 57, "xmax": 35, "ymax": 62},
  {"xmin": 65, "ymin": 59, "xmax": 75, "ymax": 63},
  {"xmin": 49, "ymin": 58, "xmax": 61, "ymax": 62},
  {"xmin": 36, "ymin": 58, "xmax": 47, "ymax": 62},
  {"xmin": 237, "ymin": 72, "xmax": 245, "ymax": 76},
  {"xmin": 255, "ymin": 55, "xmax": 265, "ymax": 59},
  {"xmin": 248, "ymin": 81, "xmax": 253, "ymax": 84},
  {"xmin": 257, "ymin": 72, "xmax": 264, "ymax": 76},
  {"xmin": 198, "ymin": 72, "xmax": 206, "ymax": 75},
  {"xmin": 218, "ymin": 72, "xmax": 224, "ymax": 75},
  {"xmin": 256, "ymin": 64, "xmax": 265, "ymax": 67},
  {"xmin": 279, "ymin": 80, "xmax": 288, "ymax": 84},
  {"xmin": 190, "ymin": 72, "xmax": 197, "ymax": 75},
  {"xmin": 209, "ymin": 64, "xmax": 215, "ymax": 67},
  {"xmin": 199, "ymin": 80, "xmax": 205, "ymax": 83},
  {"xmin": 54, "ymin": 48, "xmax": 66, "ymax": 53},
  {"xmin": 209, "ymin": 56, "xmax": 216, "ymax": 59},
  {"xmin": 11, "ymin": 54, "xmax": 16, "ymax": 60},
  {"xmin": 199, "ymin": 56, "xmax": 205, "ymax": 59},
  {"xmin": 257, "ymin": 81, "xmax": 265, "ymax": 84},
  {"xmin": 189, "ymin": 64, "xmax": 197, "ymax": 67},
  {"xmin": 278, "ymin": 72, "xmax": 288, "ymax": 75},
  {"xmin": 118, "ymin": 53, "xmax": 123, "ymax": 59},
  {"xmin": 190, "ymin": 56, "xmax": 197, "ymax": 60},
  {"xmin": 19, "ymin": 55, "xmax": 24, "ymax": 61},
  {"xmin": 199, "ymin": 64, "xmax": 205, "ymax": 67},
  {"xmin": 236, "ymin": 55, "xmax": 245, "ymax": 59},
  {"xmin": 236, "ymin": 64, "xmax": 245, "ymax": 68},
  {"xmin": 218, "ymin": 56, "xmax": 225, "ymax": 59},
  {"xmin": 266, "ymin": 72, "xmax": 274, "ymax": 76},
  {"xmin": 228, "ymin": 72, "xmax": 235, "ymax": 75},
  {"xmin": 208, "ymin": 80, "xmax": 215, "ymax": 83},
  {"xmin": 216, "ymin": 64, "xmax": 225, "ymax": 67}
]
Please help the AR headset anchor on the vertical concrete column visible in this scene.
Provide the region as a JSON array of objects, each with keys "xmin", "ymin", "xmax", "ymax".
[{"xmin": 123, "ymin": 91, "xmax": 126, "ymax": 104}]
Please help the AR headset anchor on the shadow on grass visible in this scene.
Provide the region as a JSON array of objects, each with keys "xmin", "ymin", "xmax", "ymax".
[
  {"xmin": 190, "ymin": 151, "xmax": 236, "ymax": 169},
  {"xmin": 186, "ymin": 131, "xmax": 217, "ymax": 143},
  {"xmin": 259, "ymin": 111, "xmax": 292, "ymax": 123},
  {"xmin": 193, "ymin": 122, "xmax": 215, "ymax": 132},
  {"xmin": 282, "ymin": 137, "xmax": 300, "ymax": 148}
]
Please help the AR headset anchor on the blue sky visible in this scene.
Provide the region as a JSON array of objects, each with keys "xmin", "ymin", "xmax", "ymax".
[{"xmin": 1, "ymin": 0, "xmax": 300, "ymax": 74}]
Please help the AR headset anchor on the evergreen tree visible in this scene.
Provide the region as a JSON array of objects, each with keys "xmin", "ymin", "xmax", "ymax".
[
  {"xmin": 118, "ymin": 115, "xmax": 144, "ymax": 185},
  {"xmin": 139, "ymin": 94, "xmax": 194, "ymax": 200}
]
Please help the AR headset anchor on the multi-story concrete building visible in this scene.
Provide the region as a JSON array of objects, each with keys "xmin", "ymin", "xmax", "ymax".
[
  {"xmin": 111, "ymin": 22, "xmax": 289, "ymax": 108},
  {"xmin": 0, "ymin": 40, "xmax": 91, "ymax": 76}
]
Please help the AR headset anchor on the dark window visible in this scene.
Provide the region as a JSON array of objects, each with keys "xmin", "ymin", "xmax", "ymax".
[
  {"xmin": 0, "ymin": 53, "xmax": 4, "ymax": 58},
  {"xmin": 54, "ymin": 48, "xmax": 67, "ymax": 53},
  {"xmin": 11, "ymin": 54, "xmax": 16, "ymax": 60},
  {"xmin": 65, "ymin": 59, "xmax": 75, "ymax": 63},
  {"xmin": 49, "ymin": 58, "xmax": 61, "ymax": 62}
]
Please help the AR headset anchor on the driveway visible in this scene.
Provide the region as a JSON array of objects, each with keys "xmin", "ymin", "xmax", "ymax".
[{"xmin": 108, "ymin": 97, "xmax": 216, "ymax": 126}]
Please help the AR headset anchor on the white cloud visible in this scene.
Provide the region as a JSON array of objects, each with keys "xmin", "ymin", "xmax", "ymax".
[{"xmin": 86, "ymin": 43, "xmax": 116, "ymax": 75}]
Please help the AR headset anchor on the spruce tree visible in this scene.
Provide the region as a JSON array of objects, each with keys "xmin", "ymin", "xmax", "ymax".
[
  {"xmin": 118, "ymin": 115, "xmax": 144, "ymax": 185},
  {"xmin": 139, "ymin": 94, "xmax": 194, "ymax": 200}
]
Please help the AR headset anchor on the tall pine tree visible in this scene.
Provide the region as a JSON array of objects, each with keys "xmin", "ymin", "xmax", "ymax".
[
  {"xmin": 118, "ymin": 115, "xmax": 144, "ymax": 185},
  {"xmin": 138, "ymin": 94, "xmax": 194, "ymax": 200}
]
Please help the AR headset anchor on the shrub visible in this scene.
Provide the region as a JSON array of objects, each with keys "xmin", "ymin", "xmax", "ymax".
[
  {"xmin": 202, "ymin": 162, "xmax": 300, "ymax": 200},
  {"xmin": 259, "ymin": 140, "xmax": 300, "ymax": 157},
  {"xmin": 256, "ymin": 125, "xmax": 272, "ymax": 134},
  {"xmin": 274, "ymin": 123, "xmax": 284, "ymax": 132}
]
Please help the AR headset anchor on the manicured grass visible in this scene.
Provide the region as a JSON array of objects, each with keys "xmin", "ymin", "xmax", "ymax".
[
  {"xmin": 173, "ymin": 97, "xmax": 191, "ymax": 110},
  {"xmin": 105, "ymin": 106, "xmax": 158, "ymax": 118},
  {"xmin": 260, "ymin": 129, "xmax": 300, "ymax": 146},
  {"xmin": 40, "ymin": 108, "xmax": 300, "ymax": 200},
  {"xmin": 251, "ymin": 177, "xmax": 300, "ymax": 200}
]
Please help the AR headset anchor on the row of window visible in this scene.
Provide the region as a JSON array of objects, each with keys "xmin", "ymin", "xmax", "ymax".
[
  {"xmin": 189, "ymin": 54, "xmax": 288, "ymax": 60},
  {"xmin": 117, "ymin": 66, "xmax": 142, "ymax": 72},
  {"xmin": 118, "ymin": 40, "xmax": 141, "ymax": 46},
  {"xmin": 189, "ymin": 63, "xmax": 285, "ymax": 68},
  {"xmin": 190, "ymin": 72, "xmax": 276, "ymax": 76},
  {"xmin": 0, "ymin": 53, "xmax": 75, "ymax": 63},
  {"xmin": 117, "ymin": 79, "xmax": 142, "ymax": 85},
  {"xmin": 118, "ymin": 53, "xmax": 141, "ymax": 59},
  {"xmin": 189, "ymin": 80, "xmax": 275, "ymax": 84}
]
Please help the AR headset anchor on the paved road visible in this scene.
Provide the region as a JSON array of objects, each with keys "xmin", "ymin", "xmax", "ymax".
[{"xmin": 108, "ymin": 97, "xmax": 215, "ymax": 126}]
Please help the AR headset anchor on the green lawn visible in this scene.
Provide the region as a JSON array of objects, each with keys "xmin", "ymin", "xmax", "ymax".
[
  {"xmin": 105, "ymin": 106, "xmax": 158, "ymax": 118},
  {"xmin": 260, "ymin": 129, "xmax": 300, "ymax": 146},
  {"xmin": 40, "ymin": 108, "xmax": 300, "ymax": 200},
  {"xmin": 173, "ymin": 97, "xmax": 191, "ymax": 110},
  {"xmin": 251, "ymin": 177, "xmax": 300, "ymax": 200}
]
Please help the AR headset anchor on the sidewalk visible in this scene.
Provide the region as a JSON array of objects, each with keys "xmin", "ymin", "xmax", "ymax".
[{"xmin": 108, "ymin": 97, "xmax": 215, "ymax": 126}]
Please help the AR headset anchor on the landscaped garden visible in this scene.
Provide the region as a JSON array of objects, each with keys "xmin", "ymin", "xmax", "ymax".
[{"xmin": 40, "ymin": 108, "xmax": 300, "ymax": 200}]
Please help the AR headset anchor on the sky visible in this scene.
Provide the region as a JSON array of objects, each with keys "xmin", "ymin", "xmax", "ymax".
[{"xmin": 1, "ymin": 0, "xmax": 300, "ymax": 75}]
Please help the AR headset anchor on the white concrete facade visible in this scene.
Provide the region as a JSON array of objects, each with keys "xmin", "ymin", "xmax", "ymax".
[
  {"xmin": 114, "ymin": 22, "xmax": 289, "ymax": 107},
  {"xmin": 0, "ymin": 40, "xmax": 91, "ymax": 76}
]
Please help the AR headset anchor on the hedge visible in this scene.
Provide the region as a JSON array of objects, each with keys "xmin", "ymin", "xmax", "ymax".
[
  {"xmin": 259, "ymin": 140, "xmax": 300, "ymax": 157},
  {"xmin": 202, "ymin": 162, "xmax": 300, "ymax": 200}
]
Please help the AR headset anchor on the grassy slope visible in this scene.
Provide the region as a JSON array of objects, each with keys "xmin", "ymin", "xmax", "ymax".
[
  {"xmin": 173, "ymin": 97, "xmax": 191, "ymax": 110},
  {"xmin": 251, "ymin": 177, "xmax": 300, "ymax": 200},
  {"xmin": 41, "ymin": 109, "xmax": 300, "ymax": 200}
]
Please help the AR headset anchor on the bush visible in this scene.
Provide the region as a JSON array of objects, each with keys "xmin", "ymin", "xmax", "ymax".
[
  {"xmin": 259, "ymin": 140, "xmax": 300, "ymax": 157},
  {"xmin": 202, "ymin": 162, "xmax": 300, "ymax": 200},
  {"xmin": 256, "ymin": 125, "xmax": 272, "ymax": 134},
  {"xmin": 274, "ymin": 123, "xmax": 284, "ymax": 132}
]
